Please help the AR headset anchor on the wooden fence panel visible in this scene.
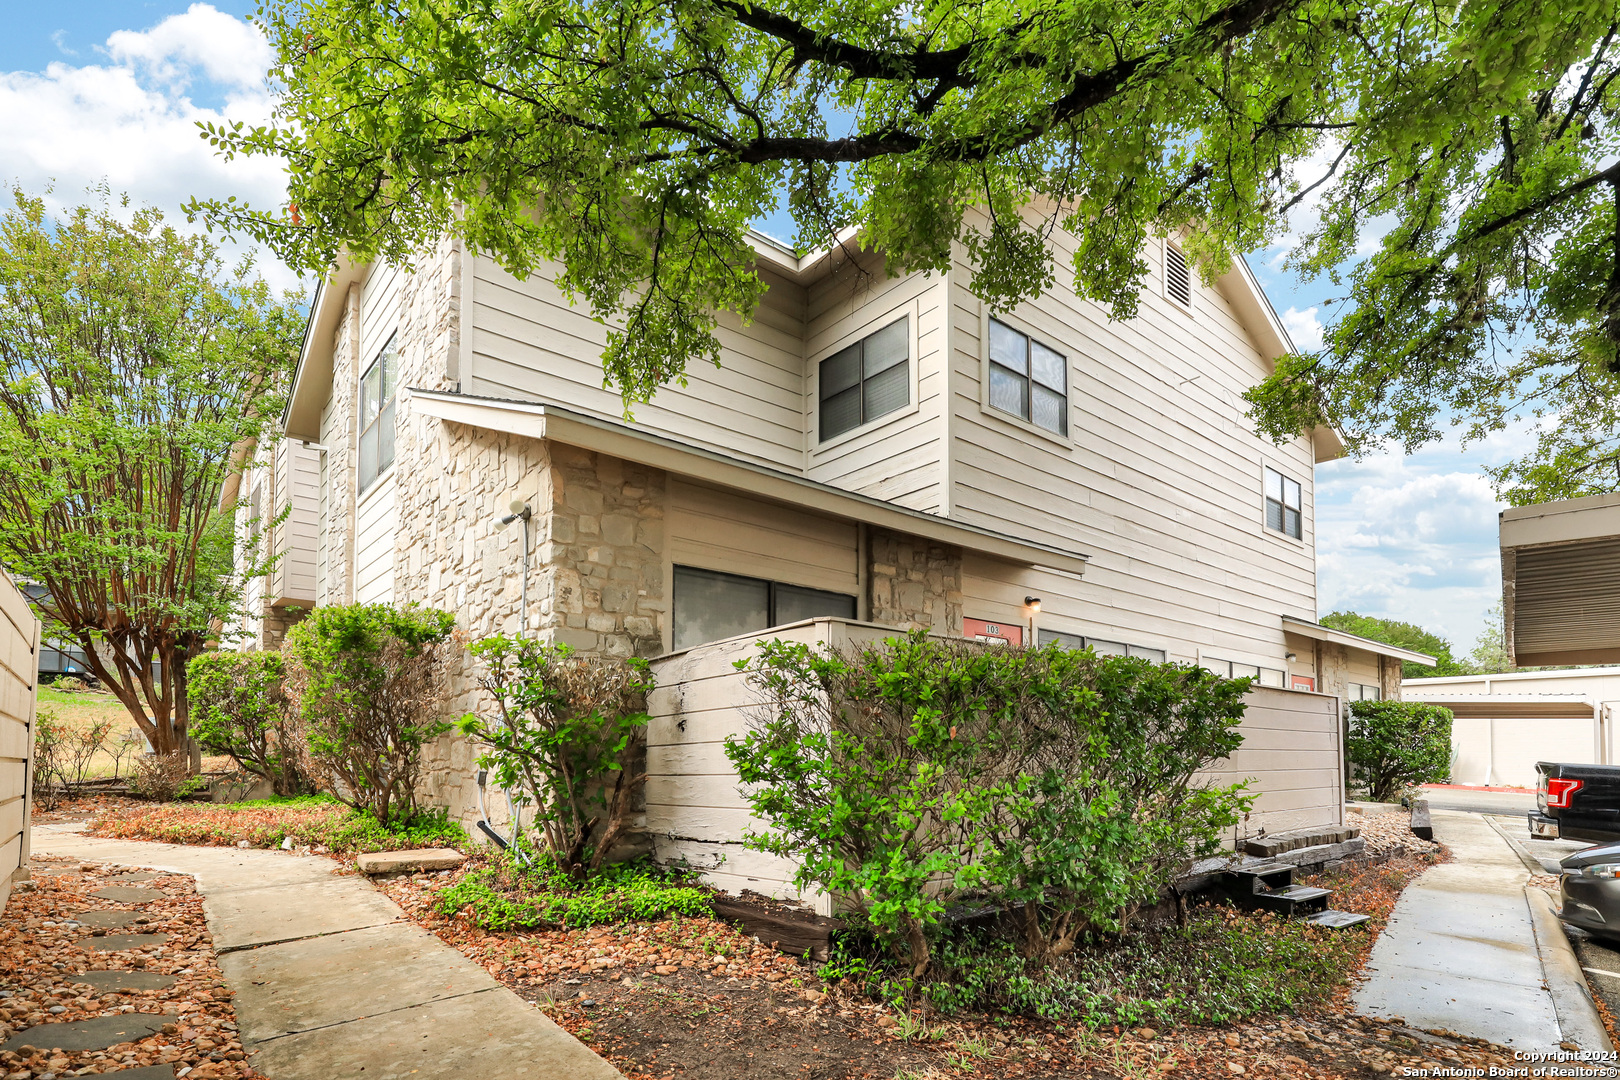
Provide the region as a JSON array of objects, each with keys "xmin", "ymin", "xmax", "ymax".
[{"xmin": 0, "ymin": 567, "xmax": 40, "ymax": 911}]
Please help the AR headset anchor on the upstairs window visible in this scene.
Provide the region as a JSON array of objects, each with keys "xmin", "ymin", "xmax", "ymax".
[
  {"xmin": 988, "ymin": 319, "xmax": 1067, "ymax": 435},
  {"xmin": 359, "ymin": 334, "xmax": 397, "ymax": 493},
  {"xmin": 1164, "ymin": 241, "xmax": 1193, "ymax": 309},
  {"xmin": 1264, "ymin": 466, "xmax": 1303, "ymax": 539},
  {"xmin": 819, "ymin": 318, "xmax": 909, "ymax": 441}
]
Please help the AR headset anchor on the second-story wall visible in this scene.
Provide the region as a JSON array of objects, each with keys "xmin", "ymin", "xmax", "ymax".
[{"xmin": 945, "ymin": 216, "xmax": 1319, "ymax": 669}]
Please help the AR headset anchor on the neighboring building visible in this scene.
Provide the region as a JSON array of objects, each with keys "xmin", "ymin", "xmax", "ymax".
[
  {"xmin": 1500, "ymin": 493, "xmax": 1620, "ymax": 667},
  {"xmin": 237, "ymin": 219, "xmax": 1424, "ymax": 877},
  {"xmin": 1404, "ymin": 669, "xmax": 1620, "ymax": 789},
  {"xmin": 219, "ymin": 438, "xmax": 322, "ymax": 650}
]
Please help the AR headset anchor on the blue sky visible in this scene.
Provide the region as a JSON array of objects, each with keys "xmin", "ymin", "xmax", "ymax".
[{"xmin": 0, "ymin": 2, "xmax": 1517, "ymax": 655}]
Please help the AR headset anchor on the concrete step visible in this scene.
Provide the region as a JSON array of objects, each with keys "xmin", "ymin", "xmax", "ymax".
[
  {"xmin": 1244, "ymin": 825, "xmax": 1362, "ymax": 859},
  {"xmin": 1222, "ymin": 860, "xmax": 1297, "ymax": 895},
  {"xmin": 1251, "ymin": 884, "xmax": 1332, "ymax": 917}
]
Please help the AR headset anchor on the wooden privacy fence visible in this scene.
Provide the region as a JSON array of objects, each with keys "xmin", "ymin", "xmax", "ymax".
[
  {"xmin": 0, "ymin": 567, "xmax": 40, "ymax": 910},
  {"xmin": 643, "ymin": 619, "xmax": 1347, "ymax": 910}
]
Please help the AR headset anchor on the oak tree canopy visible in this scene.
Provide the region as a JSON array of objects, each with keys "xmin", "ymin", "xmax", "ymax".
[{"xmin": 198, "ymin": 0, "xmax": 1620, "ymax": 502}]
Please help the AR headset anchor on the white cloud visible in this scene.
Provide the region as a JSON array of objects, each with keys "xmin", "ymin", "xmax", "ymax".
[
  {"xmin": 1280, "ymin": 305, "xmax": 1324, "ymax": 351},
  {"xmin": 105, "ymin": 4, "xmax": 275, "ymax": 91},
  {"xmin": 0, "ymin": 5, "xmax": 296, "ymax": 290},
  {"xmin": 1313, "ymin": 421, "xmax": 1541, "ymax": 650}
]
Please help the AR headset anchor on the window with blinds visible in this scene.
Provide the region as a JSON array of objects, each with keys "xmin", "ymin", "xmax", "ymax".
[
  {"xmin": 359, "ymin": 334, "xmax": 398, "ymax": 493},
  {"xmin": 988, "ymin": 319, "xmax": 1068, "ymax": 435},
  {"xmin": 1264, "ymin": 466, "xmax": 1303, "ymax": 540},
  {"xmin": 818, "ymin": 318, "xmax": 909, "ymax": 442},
  {"xmin": 1165, "ymin": 242, "xmax": 1193, "ymax": 309}
]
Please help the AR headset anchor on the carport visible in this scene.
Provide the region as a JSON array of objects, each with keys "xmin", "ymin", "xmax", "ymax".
[{"xmin": 1400, "ymin": 690, "xmax": 1600, "ymax": 789}]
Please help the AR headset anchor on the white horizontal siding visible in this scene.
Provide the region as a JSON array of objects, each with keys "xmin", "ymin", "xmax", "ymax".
[
  {"xmin": 354, "ymin": 473, "xmax": 397, "ymax": 605},
  {"xmin": 668, "ymin": 479, "xmax": 858, "ymax": 597}
]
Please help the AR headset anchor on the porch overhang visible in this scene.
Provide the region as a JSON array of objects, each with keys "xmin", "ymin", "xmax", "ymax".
[
  {"xmin": 1281, "ymin": 615, "xmax": 1438, "ymax": 667},
  {"xmin": 409, "ymin": 388, "xmax": 1091, "ymax": 576},
  {"xmin": 1501, "ymin": 493, "xmax": 1620, "ymax": 667}
]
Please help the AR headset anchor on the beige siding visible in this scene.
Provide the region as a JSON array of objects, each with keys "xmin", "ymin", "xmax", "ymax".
[
  {"xmin": 316, "ymin": 397, "xmax": 336, "ymax": 605},
  {"xmin": 668, "ymin": 479, "xmax": 859, "ymax": 599},
  {"xmin": 1204, "ymin": 687, "xmax": 1344, "ymax": 834},
  {"xmin": 949, "ymin": 220, "xmax": 1317, "ymax": 668},
  {"xmin": 354, "ymin": 473, "xmax": 397, "ymax": 605},
  {"xmin": 467, "ymin": 258, "xmax": 811, "ymax": 473},
  {"xmin": 270, "ymin": 440, "xmax": 321, "ymax": 606},
  {"xmin": 804, "ymin": 256, "xmax": 948, "ymax": 511},
  {"xmin": 0, "ymin": 568, "xmax": 40, "ymax": 910}
]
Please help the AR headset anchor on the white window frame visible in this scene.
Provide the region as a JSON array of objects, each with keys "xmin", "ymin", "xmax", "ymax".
[
  {"xmin": 1163, "ymin": 238, "xmax": 1194, "ymax": 312},
  {"xmin": 358, "ymin": 333, "xmax": 398, "ymax": 495},
  {"xmin": 809, "ymin": 301, "xmax": 922, "ymax": 454}
]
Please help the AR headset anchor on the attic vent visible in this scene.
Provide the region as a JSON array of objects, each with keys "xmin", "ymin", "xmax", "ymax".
[{"xmin": 1165, "ymin": 242, "xmax": 1192, "ymax": 309}]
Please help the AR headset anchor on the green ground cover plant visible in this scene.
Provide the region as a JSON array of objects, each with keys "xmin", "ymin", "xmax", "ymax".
[
  {"xmin": 88, "ymin": 794, "xmax": 465, "ymax": 854},
  {"xmin": 434, "ymin": 854, "xmax": 712, "ymax": 930}
]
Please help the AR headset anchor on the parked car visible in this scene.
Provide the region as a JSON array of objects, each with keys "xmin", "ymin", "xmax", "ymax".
[
  {"xmin": 1531, "ymin": 761, "xmax": 1620, "ymax": 843},
  {"xmin": 1561, "ymin": 840, "xmax": 1620, "ymax": 942}
]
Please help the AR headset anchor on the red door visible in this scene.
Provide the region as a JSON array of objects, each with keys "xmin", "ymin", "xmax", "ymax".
[{"xmin": 1291, "ymin": 675, "xmax": 1316, "ymax": 691}]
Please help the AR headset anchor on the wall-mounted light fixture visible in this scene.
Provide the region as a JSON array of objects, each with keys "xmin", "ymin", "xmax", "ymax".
[
  {"xmin": 1286, "ymin": 652, "xmax": 1298, "ymax": 663},
  {"xmin": 1025, "ymin": 596, "xmax": 1042, "ymax": 612},
  {"xmin": 500, "ymin": 499, "xmax": 533, "ymax": 636}
]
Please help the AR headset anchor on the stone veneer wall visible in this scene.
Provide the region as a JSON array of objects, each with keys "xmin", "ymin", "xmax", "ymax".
[
  {"xmin": 866, "ymin": 527, "xmax": 964, "ymax": 635},
  {"xmin": 317, "ymin": 283, "xmax": 363, "ymax": 607}
]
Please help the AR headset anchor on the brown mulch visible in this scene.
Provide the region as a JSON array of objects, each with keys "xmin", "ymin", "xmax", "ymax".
[
  {"xmin": 0, "ymin": 857, "xmax": 258, "ymax": 1079},
  {"xmin": 370, "ymin": 836, "xmax": 1547, "ymax": 1080}
]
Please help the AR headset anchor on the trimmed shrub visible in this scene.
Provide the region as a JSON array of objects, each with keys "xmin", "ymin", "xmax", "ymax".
[
  {"xmin": 284, "ymin": 603, "xmax": 457, "ymax": 825},
  {"xmin": 31, "ymin": 708, "xmax": 67, "ymax": 808},
  {"xmin": 725, "ymin": 632, "xmax": 1252, "ymax": 976},
  {"xmin": 1347, "ymin": 698, "xmax": 1453, "ymax": 802},
  {"xmin": 457, "ymin": 636, "xmax": 653, "ymax": 876},
  {"xmin": 188, "ymin": 650, "xmax": 311, "ymax": 796}
]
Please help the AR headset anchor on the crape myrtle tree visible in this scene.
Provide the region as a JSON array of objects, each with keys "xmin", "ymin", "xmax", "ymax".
[
  {"xmin": 197, "ymin": 1, "xmax": 1618, "ymax": 501},
  {"xmin": 0, "ymin": 187, "xmax": 304, "ymax": 758}
]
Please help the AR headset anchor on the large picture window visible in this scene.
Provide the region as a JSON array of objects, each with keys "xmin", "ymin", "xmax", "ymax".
[
  {"xmin": 819, "ymin": 318, "xmax": 909, "ymax": 442},
  {"xmin": 359, "ymin": 334, "xmax": 397, "ymax": 493},
  {"xmin": 1264, "ymin": 466, "xmax": 1302, "ymax": 539},
  {"xmin": 1038, "ymin": 628, "xmax": 1165, "ymax": 663},
  {"xmin": 988, "ymin": 319, "xmax": 1067, "ymax": 435},
  {"xmin": 673, "ymin": 565, "xmax": 856, "ymax": 651}
]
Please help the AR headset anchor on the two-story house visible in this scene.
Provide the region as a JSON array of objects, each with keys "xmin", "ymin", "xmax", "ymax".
[{"xmin": 233, "ymin": 218, "xmax": 1427, "ymax": 886}]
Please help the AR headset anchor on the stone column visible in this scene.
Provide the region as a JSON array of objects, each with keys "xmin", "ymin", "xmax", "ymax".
[{"xmin": 865, "ymin": 528, "xmax": 964, "ymax": 634}]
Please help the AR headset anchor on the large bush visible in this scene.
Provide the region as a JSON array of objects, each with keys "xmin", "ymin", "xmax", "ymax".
[
  {"xmin": 284, "ymin": 603, "xmax": 457, "ymax": 825},
  {"xmin": 187, "ymin": 650, "xmax": 311, "ymax": 796},
  {"xmin": 1347, "ymin": 699, "xmax": 1453, "ymax": 802},
  {"xmin": 725, "ymin": 633, "xmax": 1251, "ymax": 976},
  {"xmin": 457, "ymin": 636, "xmax": 653, "ymax": 876}
]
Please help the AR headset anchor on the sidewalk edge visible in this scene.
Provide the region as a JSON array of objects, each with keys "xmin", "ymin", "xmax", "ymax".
[{"xmin": 1526, "ymin": 886, "xmax": 1615, "ymax": 1052}]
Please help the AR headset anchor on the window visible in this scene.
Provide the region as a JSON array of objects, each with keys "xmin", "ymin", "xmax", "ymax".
[
  {"xmin": 1349, "ymin": 682, "xmax": 1382, "ymax": 701},
  {"xmin": 1203, "ymin": 656, "xmax": 1284, "ymax": 685},
  {"xmin": 1038, "ymin": 629, "xmax": 1166, "ymax": 663},
  {"xmin": 988, "ymin": 319, "xmax": 1067, "ymax": 435},
  {"xmin": 359, "ymin": 334, "xmax": 398, "ymax": 493},
  {"xmin": 819, "ymin": 318, "xmax": 909, "ymax": 441},
  {"xmin": 1264, "ymin": 467, "xmax": 1303, "ymax": 540},
  {"xmin": 1165, "ymin": 242, "xmax": 1193, "ymax": 309},
  {"xmin": 673, "ymin": 565, "xmax": 857, "ymax": 651}
]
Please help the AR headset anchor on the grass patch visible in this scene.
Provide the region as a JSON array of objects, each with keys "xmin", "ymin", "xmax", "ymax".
[
  {"xmin": 88, "ymin": 794, "xmax": 467, "ymax": 854},
  {"xmin": 825, "ymin": 904, "xmax": 1363, "ymax": 1029},
  {"xmin": 434, "ymin": 855, "xmax": 714, "ymax": 930}
]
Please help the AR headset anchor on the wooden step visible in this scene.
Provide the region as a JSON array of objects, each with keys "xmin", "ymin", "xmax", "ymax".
[
  {"xmin": 1222, "ymin": 860, "xmax": 1297, "ymax": 895},
  {"xmin": 1305, "ymin": 909, "xmax": 1371, "ymax": 929}
]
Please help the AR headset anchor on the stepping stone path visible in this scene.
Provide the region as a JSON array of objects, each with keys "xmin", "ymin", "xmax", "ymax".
[
  {"xmin": 90, "ymin": 886, "xmax": 166, "ymax": 903},
  {"xmin": 74, "ymin": 909, "xmax": 145, "ymax": 928},
  {"xmin": 78, "ymin": 933, "xmax": 170, "ymax": 952},
  {"xmin": 0, "ymin": 1011, "xmax": 177, "ymax": 1052},
  {"xmin": 71, "ymin": 970, "xmax": 178, "ymax": 994}
]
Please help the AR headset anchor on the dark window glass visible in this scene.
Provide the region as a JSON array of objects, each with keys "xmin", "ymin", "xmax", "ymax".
[
  {"xmin": 1038, "ymin": 629, "xmax": 1085, "ymax": 650},
  {"xmin": 1264, "ymin": 467, "xmax": 1303, "ymax": 539},
  {"xmin": 988, "ymin": 319, "xmax": 1067, "ymax": 434},
  {"xmin": 359, "ymin": 334, "xmax": 398, "ymax": 493},
  {"xmin": 673, "ymin": 566, "xmax": 858, "ymax": 651},
  {"xmin": 819, "ymin": 319, "xmax": 909, "ymax": 441}
]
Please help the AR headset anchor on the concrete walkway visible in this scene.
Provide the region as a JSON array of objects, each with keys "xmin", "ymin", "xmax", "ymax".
[
  {"xmin": 1352, "ymin": 808, "xmax": 1610, "ymax": 1052},
  {"xmin": 31, "ymin": 823, "xmax": 622, "ymax": 1080}
]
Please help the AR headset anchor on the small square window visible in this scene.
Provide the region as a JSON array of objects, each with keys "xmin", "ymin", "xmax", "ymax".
[
  {"xmin": 987, "ymin": 319, "xmax": 1067, "ymax": 435},
  {"xmin": 819, "ymin": 319, "xmax": 910, "ymax": 441}
]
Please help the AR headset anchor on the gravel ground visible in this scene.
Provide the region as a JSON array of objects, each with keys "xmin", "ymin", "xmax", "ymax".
[
  {"xmin": 1349, "ymin": 809, "xmax": 1442, "ymax": 861},
  {"xmin": 0, "ymin": 857, "xmax": 258, "ymax": 1080}
]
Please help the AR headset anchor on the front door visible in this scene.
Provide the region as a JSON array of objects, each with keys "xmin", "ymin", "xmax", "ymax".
[{"xmin": 1291, "ymin": 675, "xmax": 1316, "ymax": 691}]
